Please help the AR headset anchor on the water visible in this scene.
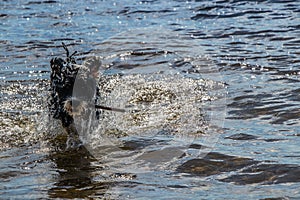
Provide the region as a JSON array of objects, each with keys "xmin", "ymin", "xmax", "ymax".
[{"xmin": 1, "ymin": 0, "xmax": 300, "ymax": 199}]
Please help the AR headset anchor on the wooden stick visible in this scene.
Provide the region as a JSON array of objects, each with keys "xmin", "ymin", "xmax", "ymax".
[{"xmin": 94, "ymin": 105, "xmax": 126, "ymax": 113}]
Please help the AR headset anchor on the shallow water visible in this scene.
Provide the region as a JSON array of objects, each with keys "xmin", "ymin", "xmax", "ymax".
[{"xmin": 1, "ymin": 0, "xmax": 300, "ymax": 199}]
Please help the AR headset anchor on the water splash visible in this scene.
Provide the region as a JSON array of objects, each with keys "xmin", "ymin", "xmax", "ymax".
[
  {"xmin": 71, "ymin": 27, "xmax": 227, "ymax": 173},
  {"xmin": 0, "ymin": 80, "xmax": 49, "ymax": 150},
  {"xmin": 0, "ymin": 28, "xmax": 227, "ymax": 174}
]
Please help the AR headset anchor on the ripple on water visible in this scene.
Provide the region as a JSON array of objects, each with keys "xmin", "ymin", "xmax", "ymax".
[{"xmin": 2, "ymin": 0, "xmax": 300, "ymax": 198}]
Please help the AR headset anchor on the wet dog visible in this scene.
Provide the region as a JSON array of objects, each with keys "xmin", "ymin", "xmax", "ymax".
[
  {"xmin": 49, "ymin": 43, "xmax": 75, "ymax": 127},
  {"xmin": 48, "ymin": 43, "xmax": 101, "ymax": 147},
  {"xmin": 48, "ymin": 43, "xmax": 124, "ymax": 148}
]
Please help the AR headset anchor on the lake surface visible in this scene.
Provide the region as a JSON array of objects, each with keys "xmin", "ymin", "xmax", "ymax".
[{"xmin": 1, "ymin": 0, "xmax": 300, "ymax": 199}]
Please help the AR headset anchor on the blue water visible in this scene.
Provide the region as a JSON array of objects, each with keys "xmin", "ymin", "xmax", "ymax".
[{"xmin": 1, "ymin": 0, "xmax": 300, "ymax": 199}]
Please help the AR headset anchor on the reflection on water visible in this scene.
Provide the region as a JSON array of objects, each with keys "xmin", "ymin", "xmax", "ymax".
[
  {"xmin": 1, "ymin": 0, "xmax": 300, "ymax": 199},
  {"xmin": 48, "ymin": 148, "xmax": 105, "ymax": 199}
]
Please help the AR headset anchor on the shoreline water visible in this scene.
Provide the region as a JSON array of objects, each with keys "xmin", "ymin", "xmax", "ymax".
[{"xmin": 1, "ymin": 0, "xmax": 300, "ymax": 199}]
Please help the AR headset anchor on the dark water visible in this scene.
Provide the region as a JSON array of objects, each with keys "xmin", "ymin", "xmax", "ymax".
[{"xmin": 1, "ymin": 0, "xmax": 300, "ymax": 199}]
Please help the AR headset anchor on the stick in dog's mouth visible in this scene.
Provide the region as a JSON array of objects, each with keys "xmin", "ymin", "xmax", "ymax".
[{"xmin": 63, "ymin": 98, "xmax": 126, "ymax": 118}]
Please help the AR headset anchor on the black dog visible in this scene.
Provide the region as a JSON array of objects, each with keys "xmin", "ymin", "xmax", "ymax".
[
  {"xmin": 48, "ymin": 43, "xmax": 82, "ymax": 128},
  {"xmin": 48, "ymin": 43, "xmax": 124, "ymax": 142},
  {"xmin": 49, "ymin": 44, "xmax": 103, "ymax": 133}
]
